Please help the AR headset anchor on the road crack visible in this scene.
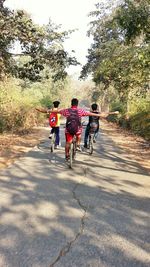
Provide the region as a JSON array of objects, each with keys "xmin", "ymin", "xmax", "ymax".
[{"xmin": 49, "ymin": 181, "xmax": 87, "ymax": 267}]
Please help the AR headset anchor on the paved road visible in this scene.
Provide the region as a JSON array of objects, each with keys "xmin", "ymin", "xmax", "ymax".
[{"xmin": 0, "ymin": 125, "xmax": 150, "ymax": 267}]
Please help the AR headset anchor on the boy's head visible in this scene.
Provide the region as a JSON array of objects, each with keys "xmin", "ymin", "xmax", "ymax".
[
  {"xmin": 53, "ymin": 101, "xmax": 60, "ymax": 108},
  {"xmin": 71, "ymin": 98, "xmax": 79, "ymax": 107},
  {"xmin": 91, "ymin": 103, "xmax": 98, "ymax": 111}
]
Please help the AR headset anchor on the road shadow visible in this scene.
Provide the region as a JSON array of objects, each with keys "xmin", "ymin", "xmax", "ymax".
[{"xmin": 0, "ymin": 127, "xmax": 149, "ymax": 266}]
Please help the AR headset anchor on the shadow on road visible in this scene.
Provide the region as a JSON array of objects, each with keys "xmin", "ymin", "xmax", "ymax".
[{"xmin": 0, "ymin": 128, "xmax": 149, "ymax": 267}]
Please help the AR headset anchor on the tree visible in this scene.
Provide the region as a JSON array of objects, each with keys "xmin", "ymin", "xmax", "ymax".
[
  {"xmin": 115, "ymin": 0, "xmax": 150, "ymax": 44},
  {"xmin": 0, "ymin": 0, "xmax": 78, "ymax": 81},
  {"xmin": 80, "ymin": 0, "xmax": 150, "ymax": 111}
]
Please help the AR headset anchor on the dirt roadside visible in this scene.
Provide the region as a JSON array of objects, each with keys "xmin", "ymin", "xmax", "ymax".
[
  {"xmin": 101, "ymin": 120, "xmax": 150, "ymax": 171},
  {"xmin": 0, "ymin": 127, "xmax": 49, "ymax": 169},
  {"xmin": 0, "ymin": 122, "xmax": 150, "ymax": 171}
]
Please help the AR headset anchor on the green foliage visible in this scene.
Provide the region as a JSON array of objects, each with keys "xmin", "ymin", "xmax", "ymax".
[
  {"xmin": 129, "ymin": 98, "xmax": 150, "ymax": 114},
  {"xmin": 81, "ymin": 0, "xmax": 149, "ymax": 93},
  {"xmin": 0, "ymin": 74, "xmax": 83, "ymax": 133},
  {"xmin": 116, "ymin": 0, "xmax": 150, "ymax": 44},
  {"xmin": 40, "ymin": 97, "xmax": 53, "ymax": 108},
  {"xmin": 110, "ymin": 100, "xmax": 126, "ymax": 114},
  {"xmin": 108, "ymin": 97, "xmax": 150, "ymax": 139},
  {"xmin": 0, "ymin": 79, "xmax": 38, "ymax": 132},
  {"xmin": 129, "ymin": 111, "xmax": 150, "ymax": 140}
]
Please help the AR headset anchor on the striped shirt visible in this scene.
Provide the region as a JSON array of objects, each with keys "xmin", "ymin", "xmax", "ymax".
[
  {"xmin": 60, "ymin": 106, "xmax": 90, "ymax": 118},
  {"xmin": 60, "ymin": 106, "xmax": 91, "ymax": 134}
]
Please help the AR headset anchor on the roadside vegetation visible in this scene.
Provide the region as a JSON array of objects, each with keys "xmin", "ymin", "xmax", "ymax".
[
  {"xmin": 81, "ymin": 0, "xmax": 150, "ymax": 140},
  {"xmin": 0, "ymin": 0, "xmax": 150, "ymax": 141},
  {"xmin": 0, "ymin": 0, "xmax": 79, "ymax": 132}
]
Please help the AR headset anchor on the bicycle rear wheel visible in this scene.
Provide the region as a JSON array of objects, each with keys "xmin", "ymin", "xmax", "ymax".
[
  {"xmin": 69, "ymin": 143, "xmax": 74, "ymax": 168},
  {"xmin": 89, "ymin": 136, "xmax": 93, "ymax": 155},
  {"xmin": 73, "ymin": 141, "xmax": 77, "ymax": 160},
  {"xmin": 50, "ymin": 133, "xmax": 56, "ymax": 153}
]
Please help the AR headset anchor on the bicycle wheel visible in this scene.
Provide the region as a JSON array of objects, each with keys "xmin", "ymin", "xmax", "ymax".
[
  {"xmin": 50, "ymin": 133, "xmax": 56, "ymax": 153},
  {"xmin": 69, "ymin": 143, "xmax": 74, "ymax": 168},
  {"xmin": 72, "ymin": 141, "xmax": 77, "ymax": 160},
  {"xmin": 89, "ymin": 135, "xmax": 93, "ymax": 155}
]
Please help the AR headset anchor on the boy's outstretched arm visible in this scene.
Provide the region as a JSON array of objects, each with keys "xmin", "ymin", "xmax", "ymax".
[
  {"xmin": 87, "ymin": 111, "xmax": 119, "ymax": 118},
  {"xmin": 99, "ymin": 111, "xmax": 119, "ymax": 118},
  {"xmin": 35, "ymin": 108, "xmax": 48, "ymax": 113},
  {"xmin": 35, "ymin": 108, "xmax": 63, "ymax": 114},
  {"xmin": 47, "ymin": 109, "xmax": 63, "ymax": 114}
]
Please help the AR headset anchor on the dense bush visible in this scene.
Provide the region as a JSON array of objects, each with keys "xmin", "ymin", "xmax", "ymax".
[
  {"xmin": 40, "ymin": 96, "xmax": 53, "ymax": 108},
  {"xmin": 0, "ymin": 79, "xmax": 44, "ymax": 132},
  {"xmin": 0, "ymin": 76, "xmax": 78, "ymax": 133},
  {"xmin": 110, "ymin": 100, "xmax": 126, "ymax": 114},
  {"xmin": 129, "ymin": 111, "xmax": 150, "ymax": 141},
  {"xmin": 108, "ymin": 98, "xmax": 150, "ymax": 141}
]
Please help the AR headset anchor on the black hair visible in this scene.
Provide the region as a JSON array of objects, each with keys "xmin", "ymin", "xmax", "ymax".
[
  {"xmin": 53, "ymin": 101, "xmax": 60, "ymax": 108},
  {"xmin": 91, "ymin": 103, "xmax": 98, "ymax": 111},
  {"xmin": 71, "ymin": 98, "xmax": 78, "ymax": 106}
]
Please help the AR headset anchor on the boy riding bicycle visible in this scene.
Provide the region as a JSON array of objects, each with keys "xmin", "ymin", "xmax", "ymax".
[
  {"xmin": 84, "ymin": 103, "xmax": 119, "ymax": 148},
  {"xmin": 49, "ymin": 101, "xmax": 61, "ymax": 148},
  {"xmin": 59, "ymin": 98, "xmax": 93, "ymax": 160},
  {"xmin": 36, "ymin": 100, "xmax": 61, "ymax": 148},
  {"xmin": 84, "ymin": 103, "xmax": 100, "ymax": 148}
]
